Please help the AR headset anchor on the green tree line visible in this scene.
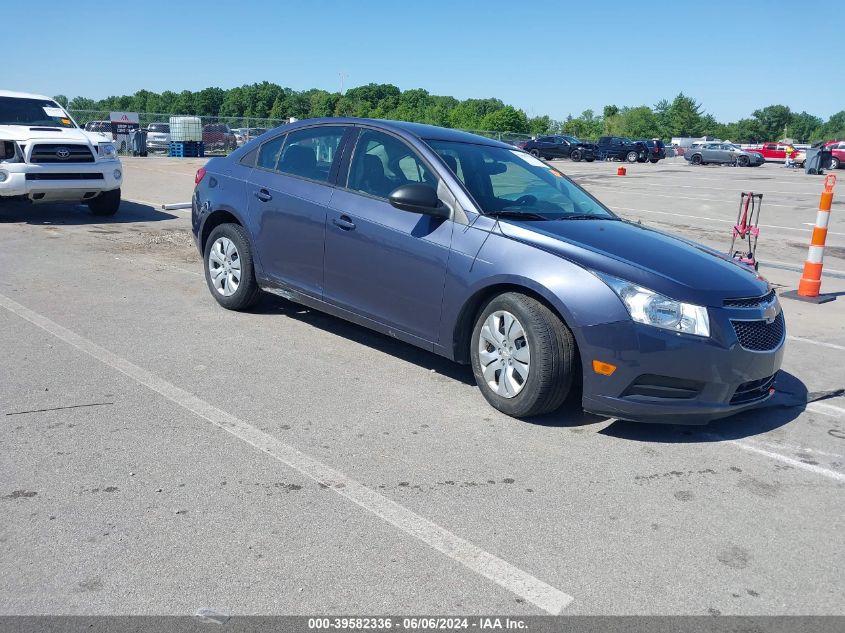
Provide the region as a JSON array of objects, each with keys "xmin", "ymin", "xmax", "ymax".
[{"xmin": 52, "ymin": 84, "xmax": 845, "ymax": 143}]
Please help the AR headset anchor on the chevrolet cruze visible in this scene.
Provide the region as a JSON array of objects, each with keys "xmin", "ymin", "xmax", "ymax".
[{"xmin": 192, "ymin": 119, "xmax": 785, "ymax": 423}]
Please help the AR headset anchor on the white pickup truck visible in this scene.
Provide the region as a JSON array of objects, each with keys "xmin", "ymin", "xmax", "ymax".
[{"xmin": 0, "ymin": 90, "xmax": 123, "ymax": 216}]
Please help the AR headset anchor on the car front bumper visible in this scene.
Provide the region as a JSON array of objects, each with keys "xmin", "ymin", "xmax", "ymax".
[
  {"xmin": 0, "ymin": 159, "xmax": 122, "ymax": 201},
  {"xmin": 578, "ymin": 312, "xmax": 785, "ymax": 425}
]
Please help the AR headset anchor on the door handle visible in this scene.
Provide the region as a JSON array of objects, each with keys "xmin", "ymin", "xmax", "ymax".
[
  {"xmin": 332, "ymin": 215, "xmax": 356, "ymax": 231},
  {"xmin": 254, "ymin": 188, "xmax": 272, "ymax": 202}
]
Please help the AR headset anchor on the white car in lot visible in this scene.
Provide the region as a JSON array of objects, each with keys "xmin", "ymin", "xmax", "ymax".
[{"xmin": 0, "ymin": 90, "xmax": 123, "ymax": 215}]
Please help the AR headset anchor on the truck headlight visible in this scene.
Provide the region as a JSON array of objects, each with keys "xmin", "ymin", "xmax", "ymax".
[
  {"xmin": 600, "ymin": 274, "xmax": 710, "ymax": 337},
  {"xmin": 99, "ymin": 143, "xmax": 117, "ymax": 159}
]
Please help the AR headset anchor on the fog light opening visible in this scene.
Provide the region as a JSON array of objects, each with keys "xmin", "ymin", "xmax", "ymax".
[{"xmin": 592, "ymin": 360, "xmax": 617, "ymax": 376}]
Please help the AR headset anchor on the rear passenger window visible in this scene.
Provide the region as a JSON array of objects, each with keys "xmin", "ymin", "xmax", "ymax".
[
  {"xmin": 276, "ymin": 126, "xmax": 345, "ymax": 183},
  {"xmin": 257, "ymin": 135, "xmax": 285, "ymax": 170}
]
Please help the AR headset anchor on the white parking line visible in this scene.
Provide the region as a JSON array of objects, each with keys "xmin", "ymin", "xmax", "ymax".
[
  {"xmin": 611, "ymin": 205, "xmax": 845, "ymax": 238},
  {"xmin": 585, "ymin": 185, "xmax": 822, "ymax": 210},
  {"xmin": 0, "ymin": 292, "xmax": 573, "ymax": 615},
  {"xmin": 787, "ymin": 335, "xmax": 845, "ymax": 351},
  {"xmin": 723, "ymin": 440, "xmax": 845, "ymax": 483}
]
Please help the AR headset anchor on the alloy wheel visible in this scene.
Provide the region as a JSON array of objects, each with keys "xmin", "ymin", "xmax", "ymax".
[
  {"xmin": 477, "ymin": 310, "xmax": 531, "ymax": 398},
  {"xmin": 208, "ymin": 237, "xmax": 242, "ymax": 297}
]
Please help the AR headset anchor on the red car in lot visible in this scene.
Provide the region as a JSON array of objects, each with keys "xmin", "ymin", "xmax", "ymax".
[{"xmin": 744, "ymin": 142, "xmax": 800, "ymax": 162}]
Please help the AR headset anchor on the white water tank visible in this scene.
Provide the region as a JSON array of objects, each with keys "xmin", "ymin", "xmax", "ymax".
[{"xmin": 169, "ymin": 116, "xmax": 202, "ymax": 142}]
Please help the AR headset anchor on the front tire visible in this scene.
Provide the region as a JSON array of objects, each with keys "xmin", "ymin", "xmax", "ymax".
[
  {"xmin": 471, "ymin": 293, "xmax": 575, "ymax": 418},
  {"xmin": 570, "ymin": 149, "xmax": 582, "ymax": 162},
  {"xmin": 204, "ymin": 223, "xmax": 261, "ymax": 311},
  {"xmin": 831, "ymin": 157, "xmax": 841, "ymax": 170},
  {"xmin": 88, "ymin": 188, "xmax": 121, "ymax": 216},
  {"xmin": 649, "ymin": 159, "xmax": 658, "ymax": 164},
  {"xmin": 690, "ymin": 154, "xmax": 703, "ymax": 165},
  {"xmin": 626, "ymin": 151, "xmax": 638, "ymax": 163},
  {"xmin": 738, "ymin": 155, "xmax": 749, "ymax": 167},
  {"xmin": 530, "ymin": 149, "xmax": 540, "ymax": 158}
]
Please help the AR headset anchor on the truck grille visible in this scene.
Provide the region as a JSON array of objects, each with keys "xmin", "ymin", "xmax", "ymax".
[
  {"xmin": 723, "ymin": 290, "xmax": 776, "ymax": 309},
  {"xmin": 30, "ymin": 143, "xmax": 95, "ymax": 164},
  {"xmin": 730, "ymin": 373, "xmax": 776, "ymax": 405},
  {"xmin": 25, "ymin": 173, "xmax": 104, "ymax": 180},
  {"xmin": 731, "ymin": 312, "xmax": 785, "ymax": 351}
]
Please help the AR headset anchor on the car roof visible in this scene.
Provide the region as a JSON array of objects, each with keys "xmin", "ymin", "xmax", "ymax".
[
  {"xmin": 0, "ymin": 89, "xmax": 55, "ymax": 101},
  {"xmin": 283, "ymin": 117, "xmax": 512, "ymax": 149}
]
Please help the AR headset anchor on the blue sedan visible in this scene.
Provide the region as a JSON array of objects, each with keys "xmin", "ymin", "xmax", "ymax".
[{"xmin": 192, "ymin": 118, "xmax": 784, "ymax": 423}]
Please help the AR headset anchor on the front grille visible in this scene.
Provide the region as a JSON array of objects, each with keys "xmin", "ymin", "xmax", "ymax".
[
  {"xmin": 724, "ymin": 290, "xmax": 776, "ymax": 308},
  {"xmin": 25, "ymin": 173, "xmax": 104, "ymax": 180},
  {"xmin": 731, "ymin": 312, "xmax": 785, "ymax": 351},
  {"xmin": 30, "ymin": 143, "xmax": 95, "ymax": 164},
  {"xmin": 731, "ymin": 373, "xmax": 776, "ymax": 405}
]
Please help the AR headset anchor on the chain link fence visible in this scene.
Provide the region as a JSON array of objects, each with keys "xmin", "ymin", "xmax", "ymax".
[{"xmin": 68, "ymin": 110, "xmax": 535, "ymax": 157}]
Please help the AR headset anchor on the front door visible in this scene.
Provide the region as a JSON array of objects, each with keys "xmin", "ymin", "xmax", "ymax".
[{"xmin": 323, "ymin": 128, "xmax": 453, "ymax": 343}]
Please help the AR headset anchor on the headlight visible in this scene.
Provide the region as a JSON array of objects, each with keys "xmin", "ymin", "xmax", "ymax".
[
  {"xmin": 600, "ymin": 274, "xmax": 710, "ymax": 337},
  {"xmin": 99, "ymin": 143, "xmax": 117, "ymax": 159}
]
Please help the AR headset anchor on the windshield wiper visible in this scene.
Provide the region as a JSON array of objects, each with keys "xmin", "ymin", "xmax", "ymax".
[{"xmin": 485, "ymin": 210, "xmax": 549, "ymax": 221}]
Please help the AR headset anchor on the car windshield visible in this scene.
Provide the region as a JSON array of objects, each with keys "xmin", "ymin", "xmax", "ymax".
[
  {"xmin": 0, "ymin": 96, "xmax": 75, "ymax": 128},
  {"xmin": 427, "ymin": 140, "xmax": 617, "ymax": 220},
  {"xmin": 148, "ymin": 123, "xmax": 169, "ymax": 132}
]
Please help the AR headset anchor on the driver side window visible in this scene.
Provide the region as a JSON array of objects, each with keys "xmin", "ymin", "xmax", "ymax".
[{"xmin": 347, "ymin": 129, "xmax": 438, "ymax": 200}]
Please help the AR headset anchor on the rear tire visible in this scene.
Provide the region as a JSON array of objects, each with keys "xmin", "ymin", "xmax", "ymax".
[
  {"xmin": 831, "ymin": 157, "xmax": 841, "ymax": 170},
  {"xmin": 649, "ymin": 159, "xmax": 658, "ymax": 164},
  {"xmin": 626, "ymin": 151, "xmax": 638, "ymax": 163},
  {"xmin": 88, "ymin": 188, "xmax": 120, "ymax": 216},
  {"xmin": 203, "ymin": 223, "xmax": 261, "ymax": 311},
  {"xmin": 530, "ymin": 149, "xmax": 540, "ymax": 158},
  {"xmin": 471, "ymin": 292, "xmax": 575, "ymax": 418}
]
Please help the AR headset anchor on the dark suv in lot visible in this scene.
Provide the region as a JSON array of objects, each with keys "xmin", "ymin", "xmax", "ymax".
[
  {"xmin": 519, "ymin": 135, "xmax": 596, "ymax": 162},
  {"xmin": 596, "ymin": 136, "xmax": 649, "ymax": 163}
]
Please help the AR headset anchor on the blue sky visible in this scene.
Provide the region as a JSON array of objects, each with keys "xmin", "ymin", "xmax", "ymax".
[{"xmin": 5, "ymin": 1, "xmax": 842, "ymax": 122}]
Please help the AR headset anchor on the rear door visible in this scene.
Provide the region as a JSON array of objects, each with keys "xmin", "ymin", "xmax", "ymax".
[
  {"xmin": 247, "ymin": 125, "xmax": 349, "ymax": 298},
  {"xmin": 323, "ymin": 127, "xmax": 453, "ymax": 342}
]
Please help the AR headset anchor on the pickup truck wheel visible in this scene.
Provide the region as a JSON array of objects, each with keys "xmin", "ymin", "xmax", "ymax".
[
  {"xmin": 471, "ymin": 292, "xmax": 574, "ymax": 418},
  {"xmin": 626, "ymin": 151, "xmax": 639, "ymax": 163},
  {"xmin": 690, "ymin": 154, "xmax": 703, "ymax": 165},
  {"xmin": 88, "ymin": 188, "xmax": 121, "ymax": 216},
  {"xmin": 831, "ymin": 157, "xmax": 840, "ymax": 170},
  {"xmin": 204, "ymin": 224, "xmax": 260, "ymax": 311},
  {"xmin": 570, "ymin": 149, "xmax": 582, "ymax": 162}
]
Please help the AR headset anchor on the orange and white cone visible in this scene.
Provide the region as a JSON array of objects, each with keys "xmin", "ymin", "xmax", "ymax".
[{"xmin": 785, "ymin": 174, "xmax": 837, "ymax": 303}]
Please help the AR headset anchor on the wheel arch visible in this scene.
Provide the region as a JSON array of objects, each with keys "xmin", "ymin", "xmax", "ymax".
[
  {"xmin": 199, "ymin": 207, "xmax": 246, "ymax": 255},
  {"xmin": 451, "ymin": 281, "xmax": 580, "ymax": 365}
]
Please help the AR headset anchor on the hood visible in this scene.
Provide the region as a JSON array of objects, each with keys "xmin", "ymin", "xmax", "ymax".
[
  {"xmin": 0, "ymin": 124, "xmax": 106, "ymax": 146},
  {"xmin": 497, "ymin": 218, "xmax": 769, "ymax": 307}
]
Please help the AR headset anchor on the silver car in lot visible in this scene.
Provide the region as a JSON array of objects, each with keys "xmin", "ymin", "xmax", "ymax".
[{"xmin": 684, "ymin": 143, "xmax": 763, "ymax": 167}]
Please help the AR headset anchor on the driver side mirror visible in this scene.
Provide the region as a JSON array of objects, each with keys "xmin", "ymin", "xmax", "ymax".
[{"xmin": 388, "ymin": 184, "xmax": 450, "ymax": 218}]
